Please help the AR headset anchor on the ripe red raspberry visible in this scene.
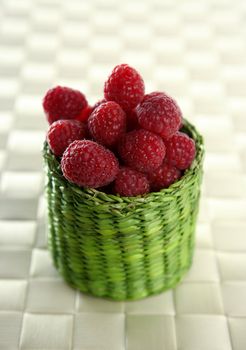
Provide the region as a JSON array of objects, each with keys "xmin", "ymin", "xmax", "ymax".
[
  {"xmin": 47, "ymin": 120, "xmax": 87, "ymax": 157},
  {"xmin": 136, "ymin": 91, "xmax": 182, "ymax": 139},
  {"xmin": 118, "ymin": 129, "xmax": 166, "ymax": 173},
  {"xmin": 75, "ymin": 105, "xmax": 93, "ymax": 122},
  {"xmin": 126, "ymin": 108, "xmax": 139, "ymax": 131},
  {"xmin": 61, "ymin": 140, "xmax": 119, "ymax": 188},
  {"xmin": 43, "ymin": 86, "xmax": 88, "ymax": 124},
  {"xmin": 164, "ymin": 132, "xmax": 196, "ymax": 170},
  {"xmin": 114, "ymin": 167, "xmax": 150, "ymax": 197},
  {"xmin": 148, "ymin": 162, "xmax": 181, "ymax": 191},
  {"xmin": 92, "ymin": 98, "xmax": 107, "ymax": 111},
  {"xmin": 88, "ymin": 101, "xmax": 126, "ymax": 147},
  {"xmin": 104, "ymin": 64, "xmax": 145, "ymax": 111}
]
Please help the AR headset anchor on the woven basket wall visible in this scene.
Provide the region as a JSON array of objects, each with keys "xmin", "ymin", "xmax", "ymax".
[{"xmin": 43, "ymin": 119, "xmax": 204, "ymax": 301}]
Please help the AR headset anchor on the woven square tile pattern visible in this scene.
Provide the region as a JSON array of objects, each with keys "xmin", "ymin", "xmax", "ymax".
[{"xmin": 0, "ymin": 0, "xmax": 246, "ymax": 348}]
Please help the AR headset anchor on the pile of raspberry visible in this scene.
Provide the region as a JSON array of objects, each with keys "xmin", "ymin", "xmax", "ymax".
[{"xmin": 43, "ymin": 64, "xmax": 196, "ymax": 197}]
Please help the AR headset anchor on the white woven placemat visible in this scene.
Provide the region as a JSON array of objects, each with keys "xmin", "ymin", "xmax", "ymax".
[{"xmin": 0, "ymin": 0, "xmax": 246, "ymax": 349}]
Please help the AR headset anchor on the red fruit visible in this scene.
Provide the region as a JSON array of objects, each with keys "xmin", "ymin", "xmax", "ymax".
[
  {"xmin": 118, "ymin": 129, "xmax": 166, "ymax": 173},
  {"xmin": 92, "ymin": 98, "xmax": 107, "ymax": 111},
  {"xmin": 47, "ymin": 120, "xmax": 87, "ymax": 157},
  {"xmin": 126, "ymin": 108, "xmax": 139, "ymax": 131},
  {"xmin": 104, "ymin": 64, "xmax": 145, "ymax": 111},
  {"xmin": 114, "ymin": 167, "xmax": 150, "ymax": 197},
  {"xmin": 165, "ymin": 132, "xmax": 196, "ymax": 170},
  {"xmin": 148, "ymin": 162, "xmax": 181, "ymax": 191},
  {"xmin": 76, "ymin": 98, "xmax": 107, "ymax": 123},
  {"xmin": 43, "ymin": 86, "xmax": 88, "ymax": 124},
  {"xmin": 136, "ymin": 91, "xmax": 182, "ymax": 139},
  {"xmin": 75, "ymin": 105, "xmax": 93, "ymax": 122},
  {"xmin": 61, "ymin": 140, "xmax": 119, "ymax": 188},
  {"xmin": 88, "ymin": 101, "xmax": 126, "ymax": 147}
]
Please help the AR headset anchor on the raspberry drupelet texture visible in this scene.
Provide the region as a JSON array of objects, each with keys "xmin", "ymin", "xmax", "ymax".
[
  {"xmin": 104, "ymin": 64, "xmax": 145, "ymax": 111},
  {"xmin": 88, "ymin": 101, "xmax": 126, "ymax": 147},
  {"xmin": 61, "ymin": 140, "xmax": 119, "ymax": 188},
  {"xmin": 114, "ymin": 167, "xmax": 150, "ymax": 197},
  {"xmin": 148, "ymin": 162, "xmax": 181, "ymax": 191},
  {"xmin": 164, "ymin": 131, "xmax": 196, "ymax": 170},
  {"xmin": 43, "ymin": 86, "xmax": 88, "ymax": 124},
  {"xmin": 136, "ymin": 92, "xmax": 182, "ymax": 139},
  {"xmin": 118, "ymin": 129, "xmax": 166, "ymax": 173},
  {"xmin": 47, "ymin": 120, "xmax": 87, "ymax": 157}
]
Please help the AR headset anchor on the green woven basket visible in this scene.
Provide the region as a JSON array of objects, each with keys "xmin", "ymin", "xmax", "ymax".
[{"xmin": 43, "ymin": 119, "xmax": 204, "ymax": 301}]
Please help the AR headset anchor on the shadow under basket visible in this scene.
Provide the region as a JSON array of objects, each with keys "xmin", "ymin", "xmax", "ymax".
[{"xmin": 43, "ymin": 119, "xmax": 204, "ymax": 301}]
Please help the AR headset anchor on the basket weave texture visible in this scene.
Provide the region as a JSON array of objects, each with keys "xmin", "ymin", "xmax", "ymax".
[{"xmin": 43, "ymin": 119, "xmax": 204, "ymax": 300}]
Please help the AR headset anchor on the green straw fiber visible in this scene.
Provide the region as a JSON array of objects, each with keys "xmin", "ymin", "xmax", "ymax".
[{"xmin": 43, "ymin": 119, "xmax": 204, "ymax": 300}]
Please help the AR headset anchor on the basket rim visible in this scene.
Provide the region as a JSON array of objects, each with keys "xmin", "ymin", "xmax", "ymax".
[{"xmin": 43, "ymin": 118, "xmax": 204, "ymax": 206}]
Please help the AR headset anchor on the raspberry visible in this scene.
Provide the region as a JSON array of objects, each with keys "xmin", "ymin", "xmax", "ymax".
[
  {"xmin": 148, "ymin": 162, "xmax": 181, "ymax": 191},
  {"xmin": 126, "ymin": 108, "xmax": 139, "ymax": 131},
  {"xmin": 114, "ymin": 167, "xmax": 150, "ymax": 197},
  {"xmin": 118, "ymin": 129, "xmax": 166, "ymax": 173},
  {"xmin": 88, "ymin": 101, "xmax": 126, "ymax": 147},
  {"xmin": 47, "ymin": 120, "xmax": 87, "ymax": 157},
  {"xmin": 43, "ymin": 86, "xmax": 88, "ymax": 124},
  {"xmin": 92, "ymin": 98, "xmax": 107, "ymax": 111},
  {"xmin": 164, "ymin": 132, "xmax": 196, "ymax": 170},
  {"xmin": 104, "ymin": 64, "xmax": 145, "ymax": 111},
  {"xmin": 61, "ymin": 140, "xmax": 119, "ymax": 188},
  {"xmin": 75, "ymin": 105, "xmax": 93, "ymax": 122},
  {"xmin": 136, "ymin": 91, "xmax": 182, "ymax": 139}
]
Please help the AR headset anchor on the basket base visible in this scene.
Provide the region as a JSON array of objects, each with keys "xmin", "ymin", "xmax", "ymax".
[{"xmin": 56, "ymin": 261, "xmax": 193, "ymax": 301}]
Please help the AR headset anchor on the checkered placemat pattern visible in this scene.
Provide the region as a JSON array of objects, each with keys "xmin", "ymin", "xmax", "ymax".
[{"xmin": 0, "ymin": 0, "xmax": 246, "ymax": 349}]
